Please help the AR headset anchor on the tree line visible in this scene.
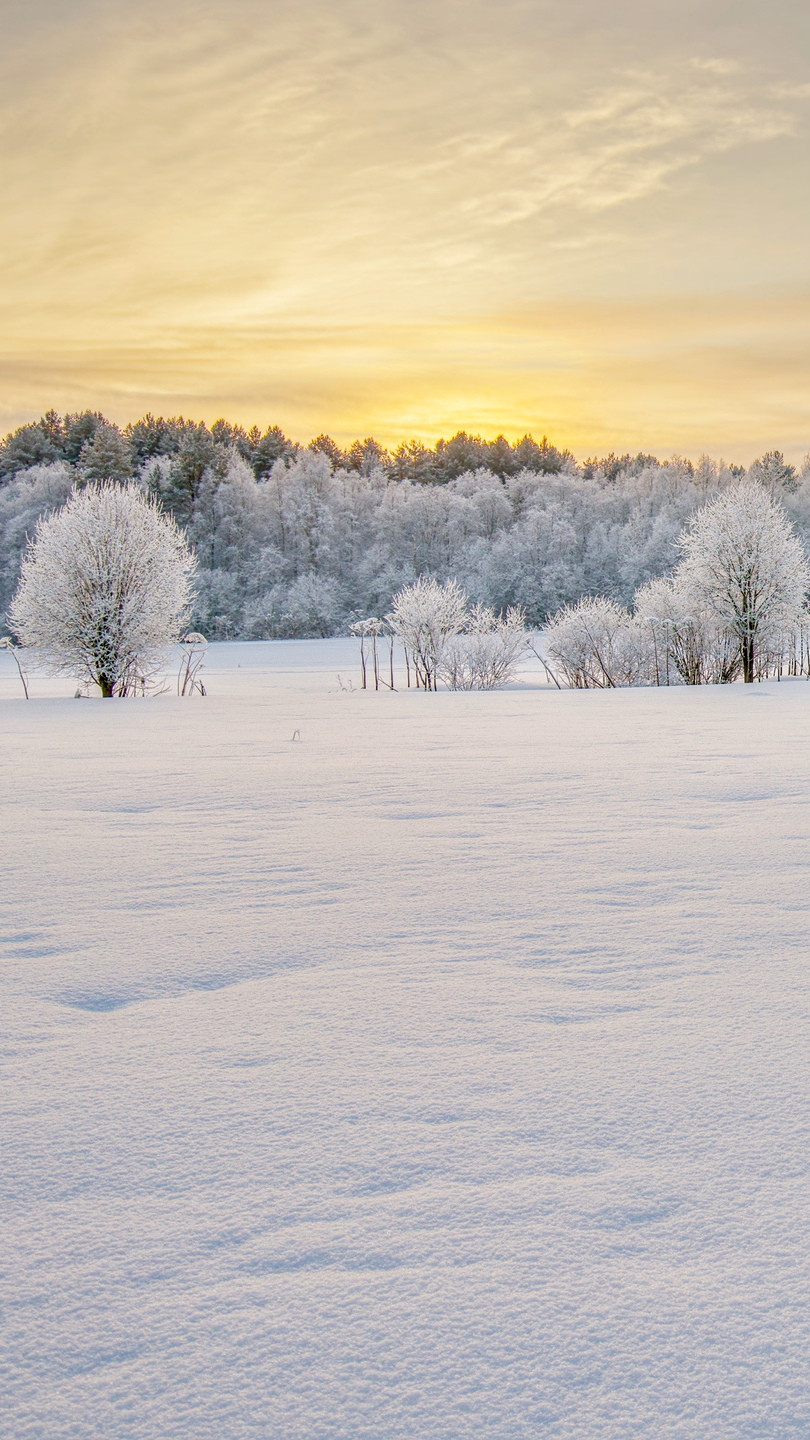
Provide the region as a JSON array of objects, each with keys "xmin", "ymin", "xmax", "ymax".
[
  {"xmin": 1, "ymin": 409, "xmax": 807, "ymax": 641},
  {"xmin": 0, "ymin": 410, "xmax": 574, "ymax": 487},
  {"xmin": 5, "ymin": 476, "xmax": 804, "ymax": 699}
]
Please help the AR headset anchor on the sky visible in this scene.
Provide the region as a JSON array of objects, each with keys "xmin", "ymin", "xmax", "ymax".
[{"xmin": 3, "ymin": 0, "xmax": 810, "ymax": 460}]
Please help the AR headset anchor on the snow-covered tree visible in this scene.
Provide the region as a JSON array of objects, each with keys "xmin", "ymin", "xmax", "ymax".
[
  {"xmin": 747, "ymin": 451, "xmax": 797, "ymax": 496},
  {"xmin": 9, "ymin": 483, "xmax": 195, "ymax": 696},
  {"xmin": 388, "ymin": 576, "xmax": 468, "ymax": 689},
  {"xmin": 0, "ymin": 462, "xmax": 74, "ymax": 619},
  {"xmin": 675, "ymin": 483, "xmax": 809, "ymax": 683},
  {"xmin": 634, "ymin": 575, "xmax": 741, "ymax": 685}
]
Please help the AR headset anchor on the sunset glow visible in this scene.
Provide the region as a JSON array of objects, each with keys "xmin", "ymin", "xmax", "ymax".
[{"xmin": 4, "ymin": 0, "xmax": 810, "ymax": 458}]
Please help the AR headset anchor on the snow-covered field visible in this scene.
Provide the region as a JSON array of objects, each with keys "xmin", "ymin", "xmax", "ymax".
[{"xmin": 3, "ymin": 640, "xmax": 810, "ymax": 1439}]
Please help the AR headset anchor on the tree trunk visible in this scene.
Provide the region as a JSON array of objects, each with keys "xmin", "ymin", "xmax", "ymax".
[
  {"xmin": 742, "ymin": 635, "xmax": 754, "ymax": 684},
  {"xmin": 98, "ymin": 676, "xmax": 115, "ymax": 698}
]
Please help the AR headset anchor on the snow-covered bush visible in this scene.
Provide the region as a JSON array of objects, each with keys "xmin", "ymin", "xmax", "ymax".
[
  {"xmin": 356, "ymin": 586, "xmax": 530, "ymax": 691},
  {"xmin": 9, "ymin": 483, "xmax": 196, "ymax": 697},
  {"xmin": 388, "ymin": 577, "xmax": 468, "ymax": 689},
  {"xmin": 439, "ymin": 604, "xmax": 530, "ymax": 690},
  {"xmin": 544, "ymin": 596, "xmax": 653, "ymax": 688},
  {"xmin": 675, "ymin": 482, "xmax": 809, "ymax": 683}
]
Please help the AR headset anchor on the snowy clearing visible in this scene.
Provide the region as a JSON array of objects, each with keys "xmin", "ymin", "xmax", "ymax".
[{"xmin": 3, "ymin": 641, "xmax": 810, "ymax": 1439}]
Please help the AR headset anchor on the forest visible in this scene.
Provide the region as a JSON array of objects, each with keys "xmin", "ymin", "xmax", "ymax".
[{"xmin": 1, "ymin": 408, "xmax": 807, "ymax": 640}]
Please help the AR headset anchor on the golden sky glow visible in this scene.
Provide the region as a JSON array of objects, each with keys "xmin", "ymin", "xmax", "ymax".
[{"xmin": 3, "ymin": 0, "xmax": 810, "ymax": 458}]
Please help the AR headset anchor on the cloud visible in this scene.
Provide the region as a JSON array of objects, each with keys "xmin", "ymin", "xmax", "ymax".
[
  {"xmin": 2, "ymin": 0, "xmax": 810, "ymax": 455},
  {"xmin": 428, "ymin": 63, "xmax": 808, "ymax": 235},
  {"xmin": 690, "ymin": 57, "xmax": 742, "ymax": 75}
]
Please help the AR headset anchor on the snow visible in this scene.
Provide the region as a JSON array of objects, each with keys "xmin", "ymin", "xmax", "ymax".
[{"xmin": 3, "ymin": 640, "xmax": 810, "ymax": 1439}]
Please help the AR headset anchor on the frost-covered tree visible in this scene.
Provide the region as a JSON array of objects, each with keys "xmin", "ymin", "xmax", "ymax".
[
  {"xmin": 0, "ymin": 462, "xmax": 75, "ymax": 619},
  {"xmin": 634, "ymin": 576, "xmax": 741, "ymax": 685},
  {"xmin": 676, "ymin": 483, "xmax": 809, "ymax": 683},
  {"xmin": 9, "ymin": 484, "xmax": 195, "ymax": 696},
  {"xmin": 748, "ymin": 451, "xmax": 797, "ymax": 496},
  {"xmin": 388, "ymin": 576, "xmax": 468, "ymax": 689}
]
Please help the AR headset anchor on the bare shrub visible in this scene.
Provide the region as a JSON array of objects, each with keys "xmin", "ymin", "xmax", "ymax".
[{"xmin": 178, "ymin": 633, "xmax": 208, "ymax": 695}]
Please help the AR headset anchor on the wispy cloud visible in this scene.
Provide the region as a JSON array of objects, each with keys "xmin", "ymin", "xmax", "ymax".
[
  {"xmin": 690, "ymin": 57, "xmax": 742, "ymax": 75},
  {"xmin": 1, "ymin": 0, "xmax": 810, "ymax": 453},
  {"xmin": 425, "ymin": 62, "xmax": 809, "ymax": 233}
]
